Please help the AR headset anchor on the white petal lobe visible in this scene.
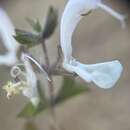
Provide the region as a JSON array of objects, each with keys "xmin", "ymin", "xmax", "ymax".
[
  {"xmin": 85, "ymin": 61, "xmax": 123, "ymax": 88},
  {"xmin": 21, "ymin": 54, "xmax": 39, "ymax": 106},
  {"xmin": 0, "ymin": 8, "xmax": 19, "ymax": 66}
]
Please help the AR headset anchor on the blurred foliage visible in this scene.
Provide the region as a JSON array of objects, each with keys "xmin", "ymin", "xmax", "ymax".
[
  {"xmin": 18, "ymin": 81, "xmax": 47, "ymax": 118},
  {"xmin": 14, "ymin": 6, "xmax": 58, "ymax": 48},
  {"xmin": 18, "ymin": 77, "xmax": 89, "ymax": 118},
  {"xmin": 17, "ymin": 101, "xmax": 46, "ymax": 118},
  {"xmin": 55, "ymin": 77, "xmax": 89, "ymax": 104},
  {"xmin": 18, "ymin": 102, "xmax": 39, "ymax": 118},
  {"xmin": 24, "ymin": 121, "xmax": 38, "ymax": 130}
]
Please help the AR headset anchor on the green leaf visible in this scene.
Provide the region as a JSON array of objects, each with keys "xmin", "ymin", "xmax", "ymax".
[
  {"xmin": 17, "ymin": 82, "xmax": 47, "ymax": 118},
  {"xmin": 26, "ymin": 18, "xmax": 42, "ymax": 33},
  {"xmin": 14, "ymin": 29, "xmax": 40, "ymax": 47},
  {"xmin": 55, "ymin": 77, "xmax": 89, "ymax": 104},
  {"xmin": 17, "ymin": 102, "xmax": 37, "ymax": 118},
  {"xmin": 17, "ymin": 101, "xmax": 47, "ymax": 118},
  {"xmin": 42, "ymin": 6, "xmax": 58, "ymax": 39}
]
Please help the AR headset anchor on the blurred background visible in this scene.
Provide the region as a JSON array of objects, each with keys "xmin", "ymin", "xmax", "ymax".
[{"xmin": 0, "ymin": 0, "xmax": 130, "ymax": 130}]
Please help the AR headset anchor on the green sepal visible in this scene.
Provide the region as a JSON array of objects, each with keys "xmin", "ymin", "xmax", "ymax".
[
  {"xmin": 42, "ymin": 6, "xmax": 58, "ymax": 39},
  {"xmin": 14, "ymin": 29, "xmax": 40, "ymax": 48},
  {"xmin": 26, "ymin": 18, "xmax": 42, "ymax": 33}
]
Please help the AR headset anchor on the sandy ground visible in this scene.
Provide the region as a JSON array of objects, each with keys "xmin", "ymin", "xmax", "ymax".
[{"xmin": 0, "ymin": 0, "xmax": 130, "ymax": 130}]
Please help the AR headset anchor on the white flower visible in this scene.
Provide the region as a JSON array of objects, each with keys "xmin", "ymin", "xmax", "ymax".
[
  {"xmin": 3, "ymin": 53, "xmax": 40, "ymax": 106},
  {"xmin": 0, "ymin": 8, "xmax": 19, "ymax": 66},
  {"xmin": 21, "ymin": 53, "xmax": 40, "ymax": 106},
  {"xmin": 60, "ymin": 0, "xmax": 124, "ymax": 89}
]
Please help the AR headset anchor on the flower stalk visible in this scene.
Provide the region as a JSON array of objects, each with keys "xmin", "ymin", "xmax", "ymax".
[{"xmin": 41, "ymin": 40, "xmax": 58, "ymax": 130}]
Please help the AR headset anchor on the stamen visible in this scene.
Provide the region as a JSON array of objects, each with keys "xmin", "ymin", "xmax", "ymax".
[{"xmin": 3, "ymin": 81, "xmax": 27, "ymax": 99}]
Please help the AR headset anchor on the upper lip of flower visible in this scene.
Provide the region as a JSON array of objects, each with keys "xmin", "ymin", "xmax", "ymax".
[
  {"xmin": 60, "ymin": 0, "xmax": 126, "ymax": 61},
  {"xmin": 60, "ymin": 0, "xmax": 124, "ymax": 88}
]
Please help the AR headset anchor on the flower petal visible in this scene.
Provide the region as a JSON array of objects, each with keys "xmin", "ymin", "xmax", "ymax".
[
  {"xmin": 60, "ymin": 0, "xmax": 124, "ymax": 89},
  {"xmin": 0, "ymin": 8, "xmax": 19, "ymax": 66},
  {"xmin": 78, "ymin": 60, "xmax": 123, "ymax": 88},
  {"xmin": 63, "ymin": 62, "xmax": 92, "ymax": 82},
  {"xmin": 0, "ymin": 52, "xmax": 18, "ymax": 66},
  {"xmin": 60, "ymin": 0, "xmax": 126, "ymax": 63},
  {"xmin": 21, "ymin": 54, "xmax": 39, "ymax": 106}
]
